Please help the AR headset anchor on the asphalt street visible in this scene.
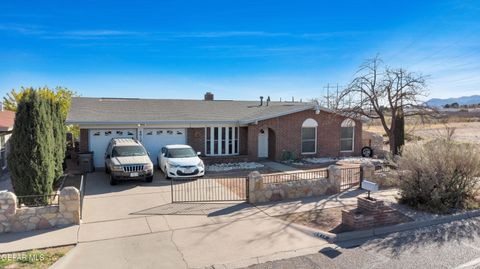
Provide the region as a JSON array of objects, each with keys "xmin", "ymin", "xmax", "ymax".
[{"xmin": 243, "ymin": 216, "xmax": 480, "ymax": 269}]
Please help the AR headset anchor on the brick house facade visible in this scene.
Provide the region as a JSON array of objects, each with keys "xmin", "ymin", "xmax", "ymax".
[{"xmin": 70, "ymin": 95, "xmax": 364, "ymax": 167}]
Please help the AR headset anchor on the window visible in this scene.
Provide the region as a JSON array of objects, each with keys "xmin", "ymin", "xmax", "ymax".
[
  {"xmin": 340, "ymin": 119, "xmax": 355, "ymax": 152},
  {"xmin": 301, "ymin": 119, "xmax": 318, "ymax": 154},
  {"xmin": 205, "ymin": 127, "xmax": 239, "ymax": 156}
]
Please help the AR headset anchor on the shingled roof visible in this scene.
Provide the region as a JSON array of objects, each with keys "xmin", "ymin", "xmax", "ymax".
[{"xmin": 67, "ymin": 97, "xmax": 318, "ymax": 125}]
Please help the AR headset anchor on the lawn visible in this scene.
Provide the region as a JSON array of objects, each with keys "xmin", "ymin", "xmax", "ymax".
[{"xmin": 0, "ymin": 246, "xmax": 73, "ymax": 269}]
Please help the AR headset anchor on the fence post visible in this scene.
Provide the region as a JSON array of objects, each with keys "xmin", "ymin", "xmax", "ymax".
[
  {"xmin": 360, "ymin": 162, "xmax": 375, "ymax": 189},
  {"xmin": 328, "ymin": 165, "xmax": 342, "ymax": 193},
  {"xmin": 247, "ymin": 171, "xmax": 263, "ymax": 204}
]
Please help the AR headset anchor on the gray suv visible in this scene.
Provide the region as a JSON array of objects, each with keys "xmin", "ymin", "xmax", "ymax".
[{"xmin": 105, "ymin": 138, "xmax": 154, "ymax": 185}]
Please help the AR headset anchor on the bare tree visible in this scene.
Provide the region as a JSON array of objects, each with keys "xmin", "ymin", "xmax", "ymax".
[{"xmin": 331, "ymin": 56, "xmax": 434, "ymax": 155}]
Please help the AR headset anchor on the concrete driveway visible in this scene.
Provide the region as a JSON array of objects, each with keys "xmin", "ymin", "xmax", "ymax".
[{"xmin": 52, "ymin": 170, "xmax": 330, "ymax": 268}]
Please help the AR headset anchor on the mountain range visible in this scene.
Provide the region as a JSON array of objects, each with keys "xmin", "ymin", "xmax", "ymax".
[{"xmin": 426, "ymin": 95, "xmax": 480, "ymax": 107}]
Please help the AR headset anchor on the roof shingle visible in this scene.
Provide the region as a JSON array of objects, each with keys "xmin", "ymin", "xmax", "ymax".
[{"xmin": 67, "ymin": 97, "xmax": 315, "ymax": 124}]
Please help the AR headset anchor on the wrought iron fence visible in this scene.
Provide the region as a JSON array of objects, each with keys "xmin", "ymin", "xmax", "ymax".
[
  {"xmin": 171, "ymin": 177, "xmax": 248, "ymax": 202},
  {"xmin": 262, "ymin": 169, "xmax": 329, "ymax": 184},
  {"xmin": 79, "ymin": 174, "xmax": 86, "ymax": 219},
  {"xmin": 16, "ymin": 193, "xmax": 59, "ymax": 208},
  {"xmin": 339, "ymin": 167, "xmax": 361, "ymax": 191}
]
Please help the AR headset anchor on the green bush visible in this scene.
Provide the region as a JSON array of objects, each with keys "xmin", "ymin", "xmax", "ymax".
[
  {"xmin": 397, "ymin": 131, "xmax": 480, "ymax": 213},
  {"xmin": 8, "ymin": 89, "xmax": 67, "ymax": 201},
  {"xmin": 8, "ymin": 91, "xmax": 56, "ymax": 198}
]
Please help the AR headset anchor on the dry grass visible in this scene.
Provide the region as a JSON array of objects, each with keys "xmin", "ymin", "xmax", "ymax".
[
  {"xmin": 276, "ymin": 206, "xmax": 412, "ymax": 234},
  {"xmin": 0, "ymin": 245, "xmax": 73, "ymax": 269},
  {"xmin": 365, "ymin": 121, "xmax": 480, "ymax": 144}
]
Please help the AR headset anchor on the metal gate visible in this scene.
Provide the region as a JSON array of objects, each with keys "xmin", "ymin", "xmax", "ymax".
[
  {"xmin": 171, "ymin": 176, "xmax": 248, "ymax": 202},
  {"xmin": 339, "ymin": 167, "xmax": 362, "ymax": 191}
]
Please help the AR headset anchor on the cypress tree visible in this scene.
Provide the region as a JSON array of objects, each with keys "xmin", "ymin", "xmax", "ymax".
[
  {"xmin": 8, "ymin": 90, "xmax": 55, "ymax": 201},
  {"xmin": 52, "ymin": 101, "xmax": 66, "ymax": 184}
]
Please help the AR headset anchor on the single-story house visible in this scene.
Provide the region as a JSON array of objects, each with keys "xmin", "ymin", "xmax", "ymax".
[
  {"xmin": 0, "ymin": 103, "xmax": 15, "ymax": 174},
  {"xmin": 66, "ymin": 93, "xmax": 363, "ymax": 168}
]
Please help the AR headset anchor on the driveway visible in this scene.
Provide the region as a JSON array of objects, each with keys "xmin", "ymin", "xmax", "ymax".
[{"xmin": 53, "ymin": 170, "xmax": 330, "ymax": 268}]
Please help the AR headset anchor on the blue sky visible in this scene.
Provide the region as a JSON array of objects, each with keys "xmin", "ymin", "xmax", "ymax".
[{"xmin": 0, "ymin": 0, "xmax": 479, "ymax": 101}]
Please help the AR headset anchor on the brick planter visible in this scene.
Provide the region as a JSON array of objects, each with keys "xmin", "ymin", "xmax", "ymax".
[{"xmin": 342, "ymin": 196, "xmax": 404, "ymax": 230}]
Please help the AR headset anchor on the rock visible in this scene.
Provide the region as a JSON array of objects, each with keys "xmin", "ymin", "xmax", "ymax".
[
  {"xmin": 30, "ymin": 216, "xmax": 40, "ymax": 223},
  {"xmin": 37, "ymin": 218, "xmax": 51, "ymax": 230}
]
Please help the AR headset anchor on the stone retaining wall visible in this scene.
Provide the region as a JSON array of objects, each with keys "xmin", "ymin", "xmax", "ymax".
[
  {"xmin": 248, "ymin": 165, "xmax": 347, "ymax": 204},
  {"xmin": 0, "ymin": 187, "xmax": 80, "ymax": 233}
]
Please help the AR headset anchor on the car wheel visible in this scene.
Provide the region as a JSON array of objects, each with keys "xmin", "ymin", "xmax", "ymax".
[
  {"xmin": 361, "ymin": 146, "xmax": 373, "ymax": 158},
  {"xmin": 146, "ymin": 176, "xmax": 153, "ymax": 183},
  {"xmin": 110, "ymin": 174, "xmax": 118, "ymax": 185},
  {"xmin": 164, "ymin": 166, "xmax": 171, "ymax": 180}
]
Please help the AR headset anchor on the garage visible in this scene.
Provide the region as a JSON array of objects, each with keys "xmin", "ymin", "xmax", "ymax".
[
  {"xmin": 141, "ymin": 128, "xmax": 186, "ymax": 165},
  {"xmin": 89, "ymin": 129, "xmax": 137, "ymax": 168}
]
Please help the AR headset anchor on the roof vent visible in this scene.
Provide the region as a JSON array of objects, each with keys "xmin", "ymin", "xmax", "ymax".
[
  {"xmin": 204, "ymin": 92, "xmax": 214, "ymax": 101},
  {"xmin": 260, "ymin": 96, "xmax": 264, "ymax": 106}
]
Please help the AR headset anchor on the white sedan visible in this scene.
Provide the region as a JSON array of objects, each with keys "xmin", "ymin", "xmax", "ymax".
[{"xmin": 158, "ymin": 145, "xmax": 205, "ymax": 179}]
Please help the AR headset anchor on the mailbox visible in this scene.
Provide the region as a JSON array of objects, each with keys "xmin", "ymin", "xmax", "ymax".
[{"xmin": 361, "ymin": 180, "xmax": 379, "ymax": 198}]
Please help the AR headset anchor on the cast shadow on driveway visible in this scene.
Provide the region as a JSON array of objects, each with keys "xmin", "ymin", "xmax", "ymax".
[{"xmin": 130, "ymin": 202, "xmax": 252, "ymax": 216}]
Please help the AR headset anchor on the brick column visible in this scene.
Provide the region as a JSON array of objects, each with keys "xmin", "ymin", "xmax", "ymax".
[
  {"xmin": 328, "ymin": 165, "xmax": 342, "ymax": 193},
  {"xmin": 247, "ymin": 171, "xmax": 263, "ymax": 204},
  {"xmin": 59, "ymin": 187, "xmax": 81, "ymax": 225}
]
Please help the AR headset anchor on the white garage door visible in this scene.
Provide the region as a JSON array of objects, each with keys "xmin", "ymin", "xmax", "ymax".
[
  {"xmin": 89, "ymin": 129, "xmax": 137, "ymax": 168},
  {"xmin": 141, "ymin": 128, "xmax": 186, "ymax": 165}
]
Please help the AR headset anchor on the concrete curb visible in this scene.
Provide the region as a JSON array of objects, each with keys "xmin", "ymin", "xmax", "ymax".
[{"xmin": 307, "ymin": 209, "xmax": 480, "ymax": 243}]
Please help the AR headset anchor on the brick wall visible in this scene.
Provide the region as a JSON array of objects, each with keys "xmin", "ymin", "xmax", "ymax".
[
  {"xmin": 247, "ymin": 109, "xmax": 363, "ymax": 161},
  {"xmin": 187, "ymin": 128, "xmax": 205, "ymax": 154},
  {"xmin": 79, "ymin": 129, "xmax": 89, "ymax": 152}
]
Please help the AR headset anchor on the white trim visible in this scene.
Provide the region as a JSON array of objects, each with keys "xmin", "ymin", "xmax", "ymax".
[
  {"xmin": 225, "ymin": 127, "xmax": 230, "ymax": 155},
  {"xmin": 204, "ymin": 126, "xmax": 240, "ymax": 156},
  {"xmin": 302, "ymin": 118, "xmax": 318, "ymax": 127},
  {"xmin": 218, "ymin": 126, "xmax": 222, "ymax": 155}
]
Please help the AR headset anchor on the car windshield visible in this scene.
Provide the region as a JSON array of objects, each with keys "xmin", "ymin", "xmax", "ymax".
[
  {"xmin": 112, "ymin": 146, "xmax": 147, "ymax": 157},
  {"xmin": 167, "ymin": 148, "xmax": 197, "ymax": 158}
]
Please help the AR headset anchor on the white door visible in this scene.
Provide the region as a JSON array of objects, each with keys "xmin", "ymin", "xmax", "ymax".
[
  {"xmin": 89, "ymin": 129, "xmax": 137, "ymax": 168},
  {"xmin": 142, "ymin": 128, "xmax": 186, "ymax": 165},
  {"xmin": 258, "ymin": 129, "xmax": 268, "ymax": 158}
]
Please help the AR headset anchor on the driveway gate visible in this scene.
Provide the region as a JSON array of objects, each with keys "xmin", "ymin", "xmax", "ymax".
[
  {"xmin": 171, "ymin": 176, "xmax": 248, "ymax": 202},
  {"xmin": 339, "ymin": 167, "xmax": 362, "ymax": 191}
]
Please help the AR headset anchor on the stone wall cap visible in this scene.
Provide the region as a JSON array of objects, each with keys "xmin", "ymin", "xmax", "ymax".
[
  {"xmin": 60, "ymin": 187, "xmax": 80, "ymax": 196},
  {"xmin": 0, "ymin": 191, "xmax": 16, "ymax": 200},
  {"xmin": 248, "ymin": 171, "xmax": 262, "ymax": 177}
]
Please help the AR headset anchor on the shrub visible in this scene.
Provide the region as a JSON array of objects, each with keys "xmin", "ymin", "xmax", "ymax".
[
  {"xmin": 397, "ymin": 130, "xmax": 480, "ymax": 213},
  {"xmin": 8, "ymin": 91, "xmax": 56, "ymax": 198}
]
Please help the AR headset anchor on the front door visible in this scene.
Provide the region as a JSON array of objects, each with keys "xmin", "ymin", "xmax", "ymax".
[{"xmin": 258, "ymin": 129, "xmax": 268, "ymax": 158}]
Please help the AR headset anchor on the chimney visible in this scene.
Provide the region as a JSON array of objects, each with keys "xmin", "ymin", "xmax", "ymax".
[
  {"xmin": 266, "ymin": 96, "xmax": 270, "ymax": 106},
  {"xmin": 260, "ymin": 96, "xmax": 264, "ymax": 106},
  {"xmin": 204, "ymin": 92, "xmax": 214, "ymax": 101}
]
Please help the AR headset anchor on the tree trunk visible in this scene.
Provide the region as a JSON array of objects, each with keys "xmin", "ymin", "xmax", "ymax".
[
  {"xmin": 389, "ymin": 133, "xmax": 398, "ymax": 155},
  {"xmin": 394, "ymin": 110, "xmax": 405, "ymax": 155}
]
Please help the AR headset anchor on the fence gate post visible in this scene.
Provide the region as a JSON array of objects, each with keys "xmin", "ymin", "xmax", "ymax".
[
  {"xmin": 359, "ymin": 166, "xmax": 364, "ymax": 189},
  {"xmin": 360, "ymin": 162, "xmax": 375, "ymax": 189}
]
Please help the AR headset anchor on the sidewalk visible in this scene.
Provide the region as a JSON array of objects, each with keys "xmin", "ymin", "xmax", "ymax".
[{"xmin": 0, "ymin": 225, "xmax": 79, "ymax": 253}]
